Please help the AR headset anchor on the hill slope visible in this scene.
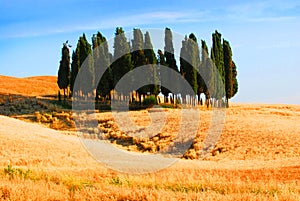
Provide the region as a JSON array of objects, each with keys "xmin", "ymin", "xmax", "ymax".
[
  {"xmin": 0, "ymin": 75, "xmax": 58, "ymax": 96},
  {"xmin": 0, "ymin": 115, "xmax": 300, "ymax": 200}
]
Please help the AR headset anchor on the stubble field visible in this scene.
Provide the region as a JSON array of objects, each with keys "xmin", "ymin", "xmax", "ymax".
[{"xmin": 0, "ymin": 75, "xmax": 299, "ymax": 200}]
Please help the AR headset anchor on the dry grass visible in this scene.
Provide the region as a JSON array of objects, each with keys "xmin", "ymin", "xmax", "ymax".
[
  {"xmin": 0, "ymin": 75, "xmax": 58, "ymax": 96},
  {"xmin": 0, "ymin": 76, "xmax": 300, "ymax": 200},
  {"xmin": 1, "ymin": 105, "xmax": 300, "ymax": 200}
]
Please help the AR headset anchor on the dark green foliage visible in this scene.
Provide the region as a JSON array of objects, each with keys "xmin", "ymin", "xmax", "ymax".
[
  {"xmin": 70, "ymin": 34, "xmax": 94, "ymax": 96},
  {"xmin": 144, "ymin": 31, "xmax": 160, "ymax": 96},
  {"xmin": 164, "ymin": 28, "xmax": 178, "ymax": 72},
  {"xmin": 70, "ymin": 49, "xmax": 79, "ymax": 95},
  {"xmin": 142, "ymin": 95, "xmax": 158, "ymax": 107},
  {"xmin": 111, "ymin": 27, "xmax": 133, "ymax": 94},
  {"xmin": 79, "ymin": 33, "xmax": 94, "ymax": 96},
  {"xmin": 200, "ymin": 40, "xmax": 213, "ymax": 107},
  {"xmin": 180, "ymin": 34, "xmax": 199, "ymax": 96},
  {"xmin": 157, "ymin": 49, "xmax": 168, "ymax": 99},
  {"xmin": 211, "ymin": 30, "xmax": 225, "ymax": 100},
  {"xmin": 158, "ymin": 49, "xmax": 166, "ymax": 66},
  {"xmin": 223, "ymin": 39, "xmax": 233, "ymax": 107},
  {"xmin": 223, "ymin": 39, "xmax": 238, "ymax": 107},
  {"xmin": 162, "ymin": 28, "xmax": 179, "ymax": 101},
  {"xmin": 131, "ymin": 29, "xmax": 148, "ymax": 96},
  {"xmin": 62, "ymin": 27, "xmax": 238, "ymax": 107},
  {"xmin": 57, "ymin": 43, "xmax": 70, "ymax": 99},
  {"xmin": 231, "ymin": 61, "xmax": 238, "ymax": 97},
  {"xmin": 92, "ymin": 32, "xmax": 112, "ymax": 100}
]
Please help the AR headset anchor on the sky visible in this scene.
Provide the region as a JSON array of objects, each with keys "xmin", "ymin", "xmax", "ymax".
[{"xmin": 0, "ymin": 0, "xmax": 299, "ymax": 104}]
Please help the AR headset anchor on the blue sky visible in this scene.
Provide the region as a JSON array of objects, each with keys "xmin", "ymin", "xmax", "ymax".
[{"xmin": 0, "ymin": 0, "xmax": 300, "ymax": 104}]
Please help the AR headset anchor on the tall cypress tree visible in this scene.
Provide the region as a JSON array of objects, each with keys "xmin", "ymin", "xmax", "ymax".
[
  {"xmin": 223, "ymin": 39, "xmax": 233, "ymax": 107},
  {"xmin": 163, "ymin": 28, "xmax": 178, "ymax": 102},
  {"xmin": 204, "ymin": 59, "xmax": 216, "ymax": 108},
  {"xmin": 131, "ymin": 29, "xmax": 147, "ymax": 99},
  {"xmin": 211, "ymin": 30, "xmax": 225, "ymax": 104},
  {"xmin": 157, "ymin": 49, "xmax": 166, "ymax": 93},
  {"xmin": 200, "ymin": 40, "xmax": 213, "ymax": 107},
  {"xmin": 144, "ymin": 31, "xmax": 159, "ymax": 96},
  {"xmin": 231, "ymin": 61, "xmax": 238, "ymax": 99},
  {"xmin": 57, "ymin": 42, "xmax": 70, "ymax": 100},
  {"xmin": 70, "ymin": 51, "xmax": 77, "ymax": 96},
  {"xmin": 92, "ymin": 32, "xmax": 111, "ymax": 100},
  {"xmin": 111, "ymin": 27, "xmax": 133, "ymax": 94},
  {"xmin": 180, "ymin": 34, "xmax": 200, "ymax": 104},
  {"xmin": 180, "ymin": 36, "xmax": 188, "ymax": 103},
  {"xmin": 189, "ymin": 34, "xmax": 200, "ymax": 97},
  {"xmin": 70, "ymin": 40, "xmax": 80, "ymax": 96},
  {"xmin": 79, "ymin": 33, "xmax": 94, "ymax": 96}
]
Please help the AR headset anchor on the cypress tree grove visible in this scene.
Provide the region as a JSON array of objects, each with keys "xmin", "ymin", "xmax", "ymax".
[
  {"xmin": 111, "ymin": 27, "xmax": 133, "ymax": 95},
  {"xmin": 62, "ymin": 27, "xmax": 238, "ymax": 108},
  {"xmin": 144, "ymin": 31, "xmax": 160, "ymax": 96},
  {"xmin": 57, "ymin": 42, "xmax": 70, "ymax": 100}
]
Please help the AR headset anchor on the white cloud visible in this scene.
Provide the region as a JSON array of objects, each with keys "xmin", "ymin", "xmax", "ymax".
[
  {"xmin": 225, "ymin": 1, "xmax": 300, "ymax": 23},
  {"xmin": 0, "ymin": 11, "xmax": 208, "ymax": 39}
]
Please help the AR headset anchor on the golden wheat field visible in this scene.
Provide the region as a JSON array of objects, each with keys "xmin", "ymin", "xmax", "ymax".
[
  {"xmin": 0, "ymin": 76, "xmax": 300, "ymax": 200},
  {"xmin": 0, "ymin": 75, "xmax": 58, "ymax": 96}
]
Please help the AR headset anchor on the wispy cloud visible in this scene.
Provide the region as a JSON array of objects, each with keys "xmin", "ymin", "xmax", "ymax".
[
  {"xmin": 0, "ymin": 11, "xmax": 207, "ymax": 39},
  {"xmin": 225, "ymin": 0, "xmax": 300, "ymax": 23},
  {"xmin": 2, "ymin": 1, "xmax": 300, "ymax": 39}
]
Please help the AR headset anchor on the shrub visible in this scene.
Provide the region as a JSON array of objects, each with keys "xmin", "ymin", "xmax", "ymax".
[{"xmin": 142, "ymin": 96, "xmax": 158, "ymax": 107}]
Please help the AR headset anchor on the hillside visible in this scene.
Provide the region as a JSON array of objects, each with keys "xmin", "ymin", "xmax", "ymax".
[
  {"xmin": 0, "ymin": 75, "xmax": 300, "ymax": 200},
  {"xmin": 0, "ymin": 112, "xmax": 300, "ymax": 200},
  {"xmin": 0, "ymin": 75, "xmax": 58, "ymax": 96}
]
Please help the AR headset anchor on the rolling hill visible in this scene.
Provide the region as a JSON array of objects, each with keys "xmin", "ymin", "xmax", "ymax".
[{"xmin": 0, "ymin": 75, "xmax": 58, "ymax": 96}]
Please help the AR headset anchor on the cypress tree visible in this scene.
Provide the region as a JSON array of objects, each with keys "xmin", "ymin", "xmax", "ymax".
[
  {"xmin": 144, "ymin": 31, "xmax": 159, "ymax": 96},
  {"xmin": 189, "ymin": 34, "xmax": 200, "ymax": 97},
  {"xmin": 111, "ymin": 27, "xmax": 133, "ymax": 95},
  {"xmin": 163, "ymin": 28, "xmax": 178, "ymax": 103},
  {"xmin": 57, "ymin": 42, "xmax": 70, "ymax": 100},
  {"xmin": 223, "ymin": 39, "xmax": 233, "ymax": 107},
  {"xmin": 200, "ymin": 40, "xmax": 213, "ymax": 107},
  {"xmin": 131, "ymin": 29, "xmax": 147, "ymax": 100},
  {"xmin": 231, "ymin": 61, "xmax": 238, "ymax": 98},
  {"xmin": 79, "ymin": 33, "xmax": 94, "ymax": 96},
  {"xmin": 211, "ymin": 30, "xmax": 225, "ymax": 104},
  {"xmin": 70, "ymin": 42, "xmax": 80, "ymax": 97},
  {"xmin": 180, "ymin": 34, "xmax": 200, "ymax": 104},
  {"xmin": 180, "ymin": 36, "xmax": 188, "ymax": 103},
  {"xmin": 70, "ymin": 49, "xmax": 80, "ymax": 95},
  {"xmin": 204, "ymin": 59, "xmax": 215, "ymax": 108},
  {"xmin": 92, "ymin": 32, "xmax": 111, "ymax": 100}
]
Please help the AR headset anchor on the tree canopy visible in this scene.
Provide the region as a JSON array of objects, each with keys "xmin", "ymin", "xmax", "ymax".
[{"xmin": 60, "ymin": 27, "xmax": 238, "ymax": 107}]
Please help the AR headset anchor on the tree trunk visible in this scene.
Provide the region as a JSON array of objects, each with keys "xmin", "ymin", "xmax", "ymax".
[
  {"xmin": 139, "ymin": 93, "xmax": 142, "ymax": 105},
  {"xmin": 63, "ymin": 88, "xmax": 66, "ymax": 100},
  {"xmin": 58, "ymin": 90, "xmax": 61, "ymax": 101},
  {"xmin": 226, "ymin": 97, "xmax": 229, "ymax": 108}
]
